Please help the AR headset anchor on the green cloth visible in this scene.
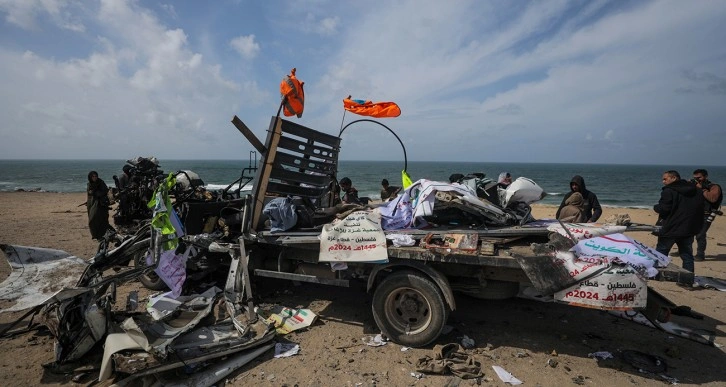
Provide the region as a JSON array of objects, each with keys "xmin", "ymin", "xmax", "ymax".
[{"xmin": 148, "ymin": 173, "xmax": 178, "ymax": 250}]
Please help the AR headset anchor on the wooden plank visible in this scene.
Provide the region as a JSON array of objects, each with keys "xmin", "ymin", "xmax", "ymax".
[
  {"xmin": 269, "ymin": 168, "xmax": 330, "ymax": 187},
  {"xmin": 280, "ymin": 119, "xmax": 341, "ymax": 147},
  {"xmin": 274, "ymin": 152, "xmax": 337, "ymax": 174},
  {"xmin": 250, "ymin": 117, "xmax": 283, "ymax": 231},
  {"xmin": 231, "ymin": 116, "xmax": 265, "ymax": 153},
  {"xmin": 266, "ymin": 182, "xmax": 327, "ymax": 198},
  {"xmin": 277, "ymin": 136, "xmax": 337, "ymax": 162}
]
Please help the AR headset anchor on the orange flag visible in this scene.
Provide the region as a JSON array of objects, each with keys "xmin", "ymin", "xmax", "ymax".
[
  {"xmin": 343, "ymin": 96, "xmax": 401, "ymax": 118},
  {"xmin": 281, "ymin": 68, "xmax": 305, "ymax": 117}
]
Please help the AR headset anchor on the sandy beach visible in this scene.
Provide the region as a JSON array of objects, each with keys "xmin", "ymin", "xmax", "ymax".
[{"xmin": 0, "ymin": 192, "xmax": 725, "ymax": 386}]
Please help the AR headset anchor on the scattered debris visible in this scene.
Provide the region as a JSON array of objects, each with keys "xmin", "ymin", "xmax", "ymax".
[
  {"xmin": 274, "ymin": 342, "xmax": 300, "ymax": 358},
  {"xmin": 262, "ymin": 306, "xmax": 317, "ymax": 335},
  {"xmin": 621, "ymin": 349, "xmax": 667, "ymax": 374},
  {"xmin": 417, "ymin": 343, "xmax": 483, "ymax": 379},
  {"xmin": 362, "ymin": 333, "xmax": 388, "ymax": 347},
  {"xmin": 492, "ymin": 365, "xmax": 522, "ymax": 385},
  {"xmin": 460, "ymin": 334, "xmax": 475, "ymax": 349},
  {"xmin": 386, "ymin": 233, "xmax": 416, "ymax": 247},
  {"xmin": 693, "ymin": 276, "xmax": 726, "ymax": 291},
  {"xmin": 588, "ymin": 351, "xmax": 614, "ymax": 360}
]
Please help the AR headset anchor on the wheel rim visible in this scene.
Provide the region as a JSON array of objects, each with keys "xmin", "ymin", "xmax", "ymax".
[{"xmin": 383, "ymin": 286, "xmax": 432, "ymax": 335}]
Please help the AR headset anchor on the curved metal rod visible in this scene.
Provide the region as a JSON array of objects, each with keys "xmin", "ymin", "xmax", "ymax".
[{"xmin": 338, "ymin": 119, "xmax": 407, "ymax": 171}]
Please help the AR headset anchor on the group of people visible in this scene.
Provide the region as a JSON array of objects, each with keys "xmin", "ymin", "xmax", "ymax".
[
  {"xmin": 88, "ymin": 168, "xmax": 721, "ymax": 274},
  {"xmin": 85, "ymin": 166, "xmax": 136, "ymax": 240},
  {"xmin": 653, "ymin": 169, "xmax": 721, "ymax": 274},
  {"xmin": 335, "ymin": 177, "xmax": 403, "ymax": 206},
  {"xmin": 552, "ymin": 170, "xmax": 721, "ymax": 274}
]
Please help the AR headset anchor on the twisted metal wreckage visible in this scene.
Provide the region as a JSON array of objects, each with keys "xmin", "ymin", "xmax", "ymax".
[{"xmin": 0, "ymin": 110, "xmax": 717, "ymax": 385}]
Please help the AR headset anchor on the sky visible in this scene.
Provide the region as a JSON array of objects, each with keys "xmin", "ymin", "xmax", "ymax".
[{"xmin": 0, "ymin": 0, "xmax": 725, "ymax": 165}]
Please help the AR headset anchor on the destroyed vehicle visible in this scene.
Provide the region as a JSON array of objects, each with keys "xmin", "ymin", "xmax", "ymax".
[
  {"xmin": 0, "ymin": 113, "xmax": 706, "ymax": 385},
  {"xmin": 219, "ymin": 115, "xmax": 695, "ymax": 348}
]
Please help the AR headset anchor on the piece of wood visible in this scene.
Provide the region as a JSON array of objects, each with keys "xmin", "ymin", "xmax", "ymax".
[
  {"xmin": 250, "ymin": 117, "xmax": 283, "ymax": 231},
  {"xmin": 231, "ymin": 116, "xmax": 265, "ymax": 154}
]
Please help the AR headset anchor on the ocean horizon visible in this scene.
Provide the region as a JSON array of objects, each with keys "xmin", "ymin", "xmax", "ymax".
[{"xmin": 1, "ymin": 159, "xmax": 723, "ymax": 209}]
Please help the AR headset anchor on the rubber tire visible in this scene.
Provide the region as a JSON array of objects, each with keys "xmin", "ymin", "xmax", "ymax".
[
  {"xmin": 372, "ymin": 270, "xmax": 449, "ymax": 348},
  {"xmin": 133, "ymin": 248, "xmax": 168, "ymax": 291}
]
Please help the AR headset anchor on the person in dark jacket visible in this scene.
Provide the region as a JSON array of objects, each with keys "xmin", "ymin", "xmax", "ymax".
[
  {"xmin": 653, "ymin": 170, "xmax": 704, "ymax": 273},
  {"xmin": 555, "ymin": 175, "xmax": 602, "ymax": 222},
  {"xmin": 691, "ymin": 168, "xmax": 722, "ymax": 261},
  {"xmin": 86, "ymin": 170, "xmax": 112, "ymax": 240}
]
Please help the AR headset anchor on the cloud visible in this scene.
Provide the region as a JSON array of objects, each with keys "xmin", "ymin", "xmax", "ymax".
[
  {"xmin": 160, "ymin": 3, "xmax": 177, "ymax": 19},
  {"xmin": 0, "ymin": 0, "xmax": 272, "ymax": 159},
  {"xmin": 681, "ymin": 69, "xmax": 726, "ymax": 95},
  {"xmin": 0, "ymin": 0, "xmax": 85, "ymax": 31},
  {"xmin": 487, "ymin": 103, "xmax": 522, "ymax": 116},
  {"xmin": 304, "ymin": 14, "xmax": 339, "ymax": 36},
  {"xmin": 230, "ymin": 34, "xmax": 260, "ymax": 59},
  {"xmin": 1, "ymin": 0, "xmax": 725, "ymax": 165}
]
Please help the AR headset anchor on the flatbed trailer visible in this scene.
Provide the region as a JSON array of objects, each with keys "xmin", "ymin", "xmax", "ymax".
[{"xmin": 229, "ymin": 114, "xmax": 692, "ymax": 347}]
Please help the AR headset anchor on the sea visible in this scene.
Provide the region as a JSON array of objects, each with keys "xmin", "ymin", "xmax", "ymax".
[{"xmin": 1, "ymin": 160, "xmax": 724, "ymax": 209}]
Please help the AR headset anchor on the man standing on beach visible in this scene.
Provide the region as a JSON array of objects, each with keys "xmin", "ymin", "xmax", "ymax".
[
  {"xmin": 556, "ymin": 175, "xmax": 602, "ymax": 222},
  {"xmin": 692, "ymin": 169, "xmax": 722, "ymax": 261},
  {"xmin": 653, "ymin": 170, "xmax": 704, "ymax": 273}
]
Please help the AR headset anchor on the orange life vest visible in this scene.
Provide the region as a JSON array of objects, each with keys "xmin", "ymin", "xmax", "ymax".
[
  {"xmin": 280, "ymin": 68, "xmax": 305, "ymax": 118},
  {"xmin": 343, "ymin": 97, "xmax": 401, "ymax": 118}
]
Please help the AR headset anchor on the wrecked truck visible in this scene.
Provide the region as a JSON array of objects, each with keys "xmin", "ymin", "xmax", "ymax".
[
  {"xmin": 0, "ymin": 113, "xmax": 703, "ymax": 384},
  {"xmin": 221, "ymin": 114, "xmax": 696, "ymax": 348}
]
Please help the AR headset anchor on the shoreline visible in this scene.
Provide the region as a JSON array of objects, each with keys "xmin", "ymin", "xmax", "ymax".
[{"xmin": 0, "ymin": 191, "xmax": 658, "ymax": 211}]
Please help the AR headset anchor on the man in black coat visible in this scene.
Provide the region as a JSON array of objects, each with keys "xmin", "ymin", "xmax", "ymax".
[
  {"xmin": 556, "ymin": 175, "xmax": 602, "ymax": 222},
  {"xmin": 653, "ymin": 170, "xmax": 704, "ymax": 273}
]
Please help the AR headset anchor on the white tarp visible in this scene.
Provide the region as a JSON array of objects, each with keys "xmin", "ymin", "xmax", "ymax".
[
  {"xmin": 502, "ymin": 177, "xmax": 544, "ymax": 207},
  {"xmin": 547, "ymin": 222, "xmax": 627, "ymax": 241},
  {"xmin": 554, "ymin": 266, "xmax": 648, "ymax": 310},
  {"xmin": 319, "ymin": 211, "xmax": 388, "ymax": 263},
  {"xmin": 572, "ymin": 233, "xmax": 670, "ymax": 278},
  {"xmin": 378, "ymin": 179, "xmax": 507, "ymax": 230},
  {"xmin": 0, "ymin": 244, "xmax": 88, "ymax": 312},
  {"xmin": 552, "ymin": 233, "xmax": 667, "ymax": 310}
]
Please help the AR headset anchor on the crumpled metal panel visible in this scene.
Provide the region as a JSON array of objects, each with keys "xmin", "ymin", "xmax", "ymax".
[{"xmin": 120, "ymin": 287, "xmax": 222, "ymax": 358}]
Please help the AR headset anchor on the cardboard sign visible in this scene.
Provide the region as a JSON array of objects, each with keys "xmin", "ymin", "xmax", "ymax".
[
  {"xmin": 554, "ymin": 265, "xmax": 647, "ymax": 310},
  {"xmin": 319, "ymin": 211, "xmax": 388, "ymax": 263}
]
